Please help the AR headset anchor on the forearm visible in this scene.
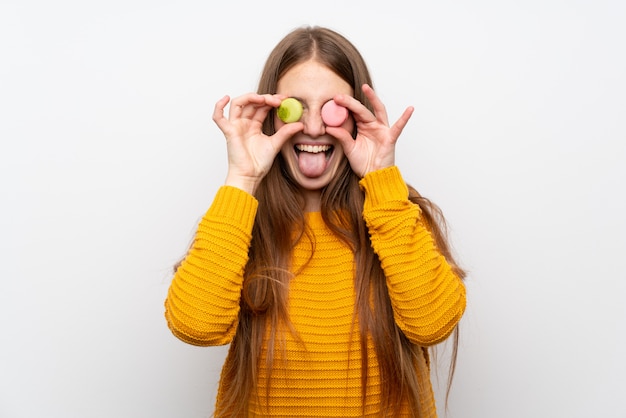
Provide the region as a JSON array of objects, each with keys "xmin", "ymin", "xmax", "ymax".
[
  {"xmin": 360, "ymin": 166, "xmax": 466, "ymax": 346},
  {"xmin": 164, "ymin": 186, "xmax": 258, "ymax": 346}
]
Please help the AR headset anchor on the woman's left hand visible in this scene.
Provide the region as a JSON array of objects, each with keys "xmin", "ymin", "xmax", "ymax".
[{"xmin": 328, "ymin": 84, "xmax": 414, "ymax": 177}]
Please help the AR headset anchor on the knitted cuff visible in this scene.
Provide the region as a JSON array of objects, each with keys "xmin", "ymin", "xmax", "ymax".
[
  {"xmin": 206, "ymin": 186, "xmax": 258, "ymax": 229},
  {"xmin": 359, "ymin": 166, "xmax": 409, "ymax": 208}
]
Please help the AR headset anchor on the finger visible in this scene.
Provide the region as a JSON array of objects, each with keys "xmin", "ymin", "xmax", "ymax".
[
  {"xmin": 326, "ymin": 126, "xmax": 357, "ymax": 154},
  {"xmin": 264, "ymin": 93, "xmax": 284, "ymax": 107},
  {"xmin": 230, "ymin": 93, "xmax": 266, "ymax": 119},
  {"xmin": 389, "ymin": 106, "xmax": 415, "ymax": 140},
  {"xmin": 274, "ymin": 121, "xmax": 304, "ymax": 140},
  {"xmin": 361, "ymin": 84, "xmax": 389, "ymax": 125},
  {"xmin": 245, "ymin": 95, "xmax": 282, "ymax": 124},
  {"xmin": 250, "ymin": 94, "xmax": 283, "ymax": 122},
  {"xmin": 332, "ymin": 94, "xmax": 375, "ymax": 124},
  {"xmin": 212, "ymin": 95, "xmax": 231, "ymax": 131},
  {"xmin": 271, "ymin": 122, "xmax": 304, "ymax": 149}
]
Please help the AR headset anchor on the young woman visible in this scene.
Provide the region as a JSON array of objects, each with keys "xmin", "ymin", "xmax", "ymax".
[{"xmin": 165, "ymin": 26, "xmax": 466, "ymax": 417}]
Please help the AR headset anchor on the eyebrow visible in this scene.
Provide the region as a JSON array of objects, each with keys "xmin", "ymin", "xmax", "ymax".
[
  {"xmin": 289, "ymin": 96, "xmax": 335, "ymax": 107},
  {"xmin": 290, "ymin": 96, "xmax": 306, "ymax": 105}
]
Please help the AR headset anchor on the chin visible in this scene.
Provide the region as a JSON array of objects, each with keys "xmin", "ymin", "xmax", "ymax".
[{"xmin": 288, "ymin": 170, "xmax": 337, "ymax": 192}]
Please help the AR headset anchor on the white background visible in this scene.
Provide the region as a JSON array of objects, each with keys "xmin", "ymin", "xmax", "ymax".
[{"xmin": 1, "ymin": 0, "xmax": 625, "ymax": 417}]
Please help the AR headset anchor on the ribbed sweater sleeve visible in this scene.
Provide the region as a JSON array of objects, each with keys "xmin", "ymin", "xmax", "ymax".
[
  {"xmin": 359, "ymin": 166, "xmax": 466, "ymax": 346},
  {"xmin": 164, "ymin": 186, "xmax": 258, "ymax": 346}
]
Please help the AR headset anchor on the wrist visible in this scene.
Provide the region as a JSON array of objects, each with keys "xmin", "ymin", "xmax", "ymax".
[{"xmin": 224, "ymin": 172, "xmax": 261, "ymax": 195}]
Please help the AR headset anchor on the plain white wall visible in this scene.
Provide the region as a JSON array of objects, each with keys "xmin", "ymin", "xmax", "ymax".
[{"xmin": 1, "ymin": 0, "xmax": 625, "ymax": 417}]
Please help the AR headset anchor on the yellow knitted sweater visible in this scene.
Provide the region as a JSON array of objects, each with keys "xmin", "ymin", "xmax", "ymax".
[{"xmin": 165, "ymin": 166, "xmax": 466, "ymax": 417}]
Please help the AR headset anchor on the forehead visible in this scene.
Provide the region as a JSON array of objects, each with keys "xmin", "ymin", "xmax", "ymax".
[{"xmin": 276, "ymin": 60, "xmax": 353, "ymax": 100}]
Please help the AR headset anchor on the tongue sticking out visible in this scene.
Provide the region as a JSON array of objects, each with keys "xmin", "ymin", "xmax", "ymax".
[{"xmin": 298, "ymin": 151, "xmax": 328, "ymax": 178}]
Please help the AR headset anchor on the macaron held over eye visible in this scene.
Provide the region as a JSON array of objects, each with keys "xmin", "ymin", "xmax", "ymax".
[
  {"xmin": 277, "ymin": 98, "xmax": 303, "ymax": 123},
  {"xmin": 320, "ymin": 100, "xmax": 348, "ymax": 127},
  {"xmin": 277, "ymin": 98, "xmax": 348, "ymax": 127}
]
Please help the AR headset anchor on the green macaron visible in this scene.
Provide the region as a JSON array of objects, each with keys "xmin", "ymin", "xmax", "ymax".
[{"xmin": 277, "ymin": 98, "xmax": 303, "ymax": 123}]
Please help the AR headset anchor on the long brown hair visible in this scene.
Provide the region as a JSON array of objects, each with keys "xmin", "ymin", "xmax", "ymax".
[{"xmin": 216, "ymin": 26, "xmax": 465, "ymax": 417}]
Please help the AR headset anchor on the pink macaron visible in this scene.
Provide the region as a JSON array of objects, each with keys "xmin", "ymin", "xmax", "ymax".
[{"xmin": 321, "ymin": 100, "xmax": 349, "ymax": 127}]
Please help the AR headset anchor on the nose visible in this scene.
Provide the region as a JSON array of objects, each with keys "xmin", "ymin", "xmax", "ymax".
[{"xmin": 301, "ymin": 108, "xmax": 326, "ymax": 138}]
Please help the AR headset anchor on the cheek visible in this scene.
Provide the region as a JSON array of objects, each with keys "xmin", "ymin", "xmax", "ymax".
[
  {"xmin": 332, "ymin": 143, "xmax": 347, "ymax": 162},
  {"xmin": 279, "ymin": 142, "xmax": 300, "ymax": 169}
]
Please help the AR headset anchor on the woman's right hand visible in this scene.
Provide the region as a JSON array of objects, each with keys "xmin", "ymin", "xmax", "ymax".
[{"xmin": 212, "ymin": 93, "xmax": 303, "ymax": 194}]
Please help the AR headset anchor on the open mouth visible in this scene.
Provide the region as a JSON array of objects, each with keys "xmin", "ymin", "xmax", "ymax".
[
  {"xmin": 293, "ymin": 144, "xmax": 335, "ymax": 178},
  {"xmin": 294, "ymin": 144, "xmax": 334, "ymax": 159}
]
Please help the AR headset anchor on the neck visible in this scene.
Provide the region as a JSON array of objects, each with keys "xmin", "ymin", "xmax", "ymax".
[{"xmin": 301, "ymin": 189, "xmax": 322, "ymax": 212}]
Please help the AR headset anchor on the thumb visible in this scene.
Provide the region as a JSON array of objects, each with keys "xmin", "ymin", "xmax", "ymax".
[
  {"xmin": 271, "ymin": 122, "xmax": 304, "ymax": 149},
  {"xmin": 326, "ymin": 126, "xmax": 356, "ymax": 154}
]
